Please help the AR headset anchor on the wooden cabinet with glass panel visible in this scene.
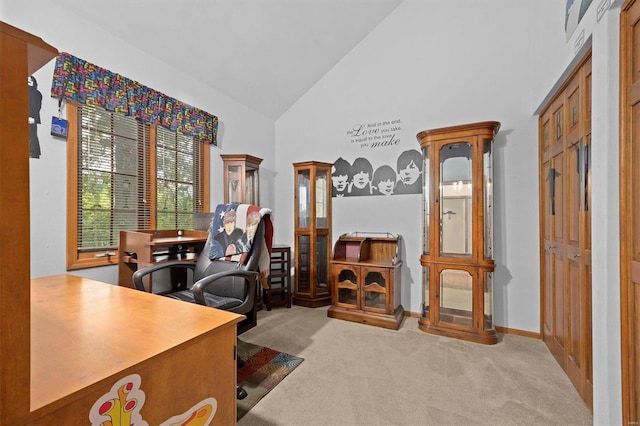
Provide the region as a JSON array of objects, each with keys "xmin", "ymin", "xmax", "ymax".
[
  {"xmin": 293, "ymin": 161, "xmax": 332, "ymax": 307},
  {"xmin": 221, "ymin": 154, "xmax": 262, "ymax": 205},
  {"xmin": 328, "ymin": 232, "xmax": 403, "ymax": 329},
  {"xmin": 417, "ymin": 121, "xmax": 500, "ymax": 344}
]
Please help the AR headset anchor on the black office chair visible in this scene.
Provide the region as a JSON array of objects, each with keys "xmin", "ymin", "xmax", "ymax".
[{"xmin": 132, "ymin": 212, "xmax": 268, "ymax": 400}]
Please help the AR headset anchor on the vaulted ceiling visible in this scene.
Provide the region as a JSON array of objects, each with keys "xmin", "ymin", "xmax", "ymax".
[{"xmin": 55, "ymin": 0, "xmax": 403, "ymax": 119}]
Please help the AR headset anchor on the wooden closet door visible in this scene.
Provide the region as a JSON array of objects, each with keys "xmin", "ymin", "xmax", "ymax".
[
  {"xmin": 621, "ymin": 1, "xmax": 640, "ymax": 422},
  {"xmin": 541, "ymin": 97, "xmax": 568, "ymax": 364},
  {"xmin": 564, "ymin": 59, "xmax": 593, "ymax": 407},
  {"xmin": 539, "ymin": 54, "xmax": 592, "ymax": 410}
]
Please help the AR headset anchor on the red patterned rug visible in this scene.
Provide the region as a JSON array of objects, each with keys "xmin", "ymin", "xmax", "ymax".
[{"xmin": 236, "ymin": 339, "xmax": 304, "ymax": 420}]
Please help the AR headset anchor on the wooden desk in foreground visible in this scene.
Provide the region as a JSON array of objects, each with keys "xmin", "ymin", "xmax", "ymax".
[{"xmin": 28, "ymin": 274, "xmax": 243, "ymax": 425}]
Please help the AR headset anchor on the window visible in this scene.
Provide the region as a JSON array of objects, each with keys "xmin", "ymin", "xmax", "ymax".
[
  {"xmin": 67, "ymin": 102, "xmax": 209, "ymax": 269},
  {"xmin": 156, "ymin": 126, "xmax": 205, "ymax": 229}
]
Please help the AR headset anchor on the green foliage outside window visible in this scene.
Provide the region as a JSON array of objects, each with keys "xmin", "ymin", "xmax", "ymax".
[{"xmin": 77, "ymin": 105, "xmax": 203, "ymax": 253}]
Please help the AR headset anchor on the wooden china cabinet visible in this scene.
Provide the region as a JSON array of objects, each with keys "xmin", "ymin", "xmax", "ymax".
[
  {"xmin": 416, "ymin": 121, "xmax": 500, "ymax": 344},
  {"xmin": 328, "ymin": 232, "xmax": 404, "ymax": 329},
  {"xmin": 293, "ymin": 161, "xmax": 332, "ymax": 307},
  {"xmin": 221, "ymin": 154, "xmax": 262, "ymax": 205}
]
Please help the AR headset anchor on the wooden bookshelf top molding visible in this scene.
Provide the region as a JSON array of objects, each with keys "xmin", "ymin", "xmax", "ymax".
[
  {"xmin": 0, "ymin": 21, "xmax": 59, "ymax": 74},
  {"xmin": 416, "ymin": 120, "xmax": 501, "ymax": 144},
  {"xmin": 220, "ymin": 153, "xmax": 263, "ymax": 164}
]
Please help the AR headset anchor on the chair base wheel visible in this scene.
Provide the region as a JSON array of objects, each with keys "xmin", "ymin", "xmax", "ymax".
[{"xmin": 237, "ymin": 385, "xmax": 248, "ymax": 400}]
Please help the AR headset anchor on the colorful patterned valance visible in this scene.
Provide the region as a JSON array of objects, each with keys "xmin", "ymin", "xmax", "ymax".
[{"xmin": 50, "ymin": 52, "xmax": 218, "ymax": 145}]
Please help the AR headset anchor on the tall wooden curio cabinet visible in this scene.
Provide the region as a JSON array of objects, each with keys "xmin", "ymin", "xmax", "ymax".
[
  {"xmin": 293, "ymin": 161, "xmax": 332, "ymax": 307},
  {"xmin": 221, "ymin": 154, "xmax": 262, "ymax": 205},
  {"xmin": 416, "ymin": 121, "xmax": 500, "ymax": 344}
]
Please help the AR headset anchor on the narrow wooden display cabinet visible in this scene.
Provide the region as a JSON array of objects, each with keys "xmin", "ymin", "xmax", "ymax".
[
  {"xmin": 328, "ymin": 232, "xmax": 404, "ymax": 329},
  {"xmin": 293, "ymin": 161, "xmax": 332, "ymax": 307},
  {"xmin": 221, "ymin": 154, "xmax": 262, "ymax": 205},
  {"xmin": 417, "ymin": 121, "xmax": 500, "ymax": 344}
]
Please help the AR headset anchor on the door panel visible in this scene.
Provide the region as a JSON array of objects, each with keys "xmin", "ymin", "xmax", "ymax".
[
  {"xmin": 552, "ymin": 152, "xmax": 565, "ymax": 246},
  {"xmin": 552, "ymin": 250, "xmax": 566, "ymax": 356},
  {"xmin": 541, "ymin": 113, "xmax": 554, "ymax": 342},
  {"xmin": 584, "ymin": 258, "xmax": 593, "ymax": 404},
  {"xmin": 567, "ymin": 256, "xmax": 582, "ymax": 383},
  {"xmin": 551, "ymin": 136, "xmax": 566, "ymax": 362},
  {"xmin": 566, "ymin": 74, "xmax": 583, "ymax": 390}
]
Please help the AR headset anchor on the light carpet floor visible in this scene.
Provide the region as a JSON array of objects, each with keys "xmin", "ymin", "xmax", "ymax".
[{"xmin": 238, "ymin": 305, "xmax": 593, "ymax": 426}]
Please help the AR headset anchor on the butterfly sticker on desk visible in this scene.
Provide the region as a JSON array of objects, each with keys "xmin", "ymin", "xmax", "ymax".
[{"xmin": 89, "ymin": 374, "xmax": 217, "ymax": 426}]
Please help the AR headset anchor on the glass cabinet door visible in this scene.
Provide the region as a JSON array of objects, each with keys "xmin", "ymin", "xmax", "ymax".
[
  {"xmin": 363, "ymin": 269, "xmax": 387, "ymax": 313},
  {"xmin": 315, "ymin": 234, "xmax": 329, "ymax": 291},
  {"xmin": 335, "ymin": 266, "xmax": 358, "ymax": 309},
  {"xmin": 422, "ymin": 267, "xmax": 430, "ymax": 318},
  {"xmin": 297, "ymin": 169, "xmax": 311, "ymax": 228},
  {"xmin": 315, "ymin": 170, "xmax": 328, "ymax": 228},
  {"xmin": 422, "ymin": 149, "xmax": 430, "ymax": 255},
  {"xmin": 245, "ymin": 167, "xmax": 259, "ymax": 205},
  {"xmin": 296, "ymin": 234, "xmax": 311, "ymax": 294},
  {"xmin": 439, "ymin": 268, "xmax": 473, "ymax": 327},
  {"xmin": 483, "ymin": 139, "xmax": 493, "ymax": 259},
  {"xmin": 439, "ymin": 142, "xmax": 472, "ymax": 257},
  {"xmin": 227, "ymin": 164, "xmax": 242, "ymax": 203}
]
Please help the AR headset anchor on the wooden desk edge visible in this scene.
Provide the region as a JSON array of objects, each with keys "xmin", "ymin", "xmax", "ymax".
[{"xmin": 30, "ymin": 274, "xmax": 244, "ymax": 416}]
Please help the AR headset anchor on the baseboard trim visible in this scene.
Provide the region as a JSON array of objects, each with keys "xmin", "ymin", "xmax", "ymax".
[
  {"xmin": 494, "ymin": 326, "xmax": 540, "ymax": 339},
  {"xmin": 403, "ymin": 311, "xmax": 541, "ymax": 339}
]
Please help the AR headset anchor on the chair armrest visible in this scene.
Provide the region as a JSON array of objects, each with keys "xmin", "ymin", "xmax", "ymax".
[
  {"xmin": 132, "ymin": 261, "xmax": 197, "ymax": 291},
  {"xmin": 191, "ymin": 270, "xmax": 259, "ymax": 309}
]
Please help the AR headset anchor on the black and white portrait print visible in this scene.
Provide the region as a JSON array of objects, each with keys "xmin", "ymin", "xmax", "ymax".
[{"xmin": 332, "ymin": 149, "xmax": 423, "ymax": 197}]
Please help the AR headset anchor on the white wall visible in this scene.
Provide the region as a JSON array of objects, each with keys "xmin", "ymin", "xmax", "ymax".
[
  {"xmin": 276, "ymin": 0, "xmax": 542, "ymax": 332},
  {"xmin": 2, "ymin": 1, "xmax": 276, "ymax": 283},
  {"xmin": 590, "ymin": 2, "xmax": 623, "ymax": 424},
  {"xmin": 590, "ymin": 7, "xmax": 622, "ymax": 422}
]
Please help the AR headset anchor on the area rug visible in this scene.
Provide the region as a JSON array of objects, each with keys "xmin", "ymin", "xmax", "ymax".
[{"xmin": 236, "ymin": 339, "xmax": 304, "ymax": 420}]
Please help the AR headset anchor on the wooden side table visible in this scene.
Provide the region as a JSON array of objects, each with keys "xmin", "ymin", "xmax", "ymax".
[{"xmin": 265, "ymin": 244, "xmax": 292, "ymax": 310}]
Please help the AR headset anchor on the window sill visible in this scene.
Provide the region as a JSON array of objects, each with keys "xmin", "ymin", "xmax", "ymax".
[{"xmin": 67, "ymin": 252, "xmax": 118, "ymax": 270}]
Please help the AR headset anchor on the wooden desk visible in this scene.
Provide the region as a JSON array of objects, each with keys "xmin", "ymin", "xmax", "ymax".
[
  {"xmin": 29, "ymin": 274, "xmax": 243, "ymax": 425},
  {"xmin": 118, "ymin": 229, "xmax": 209, "ymax": 290}
]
